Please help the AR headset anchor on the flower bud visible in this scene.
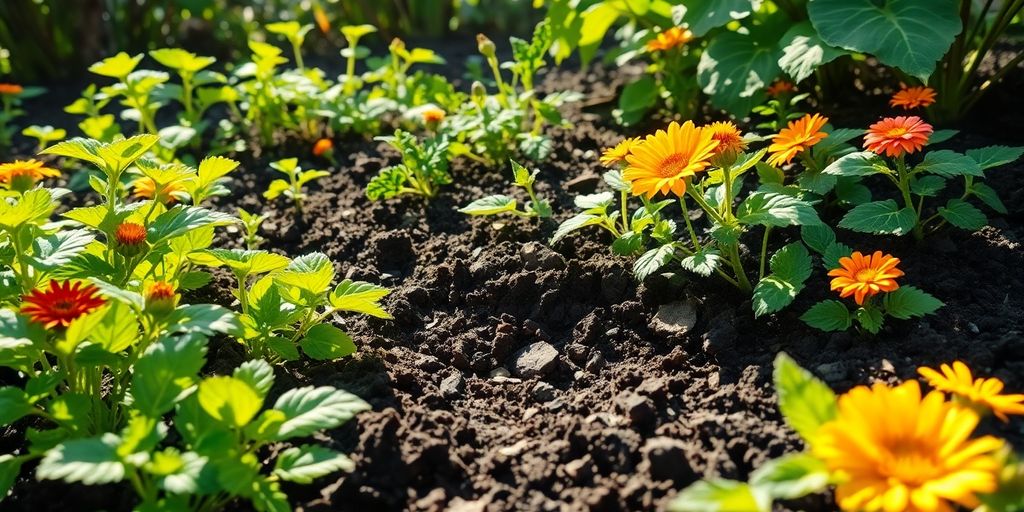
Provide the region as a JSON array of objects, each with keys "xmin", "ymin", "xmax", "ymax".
[
  {"xmin": 389, "ymin": 38, "xmax": 406, "ymax": 54},
  {"xmin": 114, "ymin": 222, "xmax": 149, "ymax": 258},
  {"xmin": 145, "ymin": 281, "xmax": 178, "ymax": 317},
  {"xmin": 471, "ymin": 81, "xmax": 487, "ymax": 103},
  {"xmin": 312, "ymin": 138, "xmax": 334, "ymax": 158},
  {"xmin": 422, "ymin": 107, "xmax": 445, "ymax": 129},
  {"xmin": 476, "ymin": 34, "xmax": 496, "ymax": 59}
]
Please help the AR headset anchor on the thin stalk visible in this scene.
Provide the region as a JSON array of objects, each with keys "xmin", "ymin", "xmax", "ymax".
[
  {"xmin": 619, "ymin": 190, "xmax": 630, "ymax": 232},
  {"xmin": 679, "ymin": 196, "xmax": 702, "ymax": 252},
  {"xmin": 487, "ymin": 56, "xmax": 510, "ymax": 108},
  {"xmin": 759, "ymin": 227, "xmax": 773, "ymax": 280}
]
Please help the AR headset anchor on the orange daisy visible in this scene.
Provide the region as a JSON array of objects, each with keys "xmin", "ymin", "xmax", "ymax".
[
  {"xmin": 864, "ymin": 116, "xmax": 933, "ymax": 158},
  {"xmin": 623, "ymin": 121, "xmax": 718, "ymax": 198},
  {"xmin": 599, "ymin": 137, "xmax": 642, "ymax": 167},
  {"xmin": 21, "ymin": 280, "xmax": 106, "ymax": 329},
  {"xmin": 0, "ymin": 83, "xmax": 23, "ymax": 96},
  {"xmin": 765, "ymin": 80, "xmax": 795, "ymax": 97},
  {"xmin": 705, "ymin": 121, "xmax": 747, "ymax": 156},
  {"xmin": 828, "ymin": 250, "xmax": 904, "ymax": 305},
  {"xmin": 890, "ymin": 86, "xmax": 937, "ymax": 110},
  {"xmin": 132, "ymin": 176, "xmax": 187, "ymax": 204},
  {"xmin": 918, "ymin": 361, "xmax": 1024, "ymax": 422},
  {"xmin": 0, "ymin": 159, "xmax": 61, "ymax": 188},
  {"xmin": 646, "ymin": 27, "xmax": 694, "ymax": 52},
  {"xmin": 312, "ymin": 138, "xmax": 334, "ymax": 157},
  {"xmin": 766, "ymin": 113, "xmax": 829, "ymax": 167}
]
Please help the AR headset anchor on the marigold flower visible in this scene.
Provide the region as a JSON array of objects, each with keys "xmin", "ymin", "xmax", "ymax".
[
  {"xmin": 890, "ymin": 86, "xmax": 937, "ymax": 110},
  {"xmin": 0, "ymin": 83, "xmax": 23, "ymax": 95},
  {"xmin": 646, "ymin": 27, "xmax": 693, "ymax": 52},
  {"xmin": 918, "ymin": 361, "xmax": 1024, "ymax": 422},
  {"xmin": 828, "ymin": 250, "xmax": 903, "ymax": 305},
  {"xmin": 623, "ymin": 121, "xmax": 718, "ymax": 198},
  {"xmin": 0, "ymin": 159, "xmax": 61, "ymax": 189},
  {"xmin": 814, "ymin": 380, "xmax": 1003, "ymax": 512},
  {"xmin": 765, "ymin": 80, "xmax": 795, "ymax": 97},
  {"xmin": 864, "ymin": 116, "xmax": 933, "ymax": 158},
  {"xmin": 599, "ymin": 137, "xmax": 642, "ymax": 167},
  {"xmin": 766, "ymin": 113, "xmax": 829, "ymax": 167},
  {"xmin": 312, "ymin": 138, "xmax": 334, "ymax": 157},
  {"xmin": 21, "ymin": 280, "xmax": 106, "ymax": 329},
  {"xmin": 114, "ymin": 222, "xmax": 147, "ymax": 246},
  {"xmin": 132, "ymin": 176, "xmax": 186, "ymax": 204},
  {"xmin": 422, "ymin": 107, "xmax": 445, "ymax": 124},
  {"xmin": 145, "ymin": 281, "xmax": 178, "ymax": 316}
]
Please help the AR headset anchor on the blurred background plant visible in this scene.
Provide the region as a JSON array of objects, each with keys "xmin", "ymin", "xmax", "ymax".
[{"xmin": 0, "ymin": 0, "xmax": 542, "ymax": 81}]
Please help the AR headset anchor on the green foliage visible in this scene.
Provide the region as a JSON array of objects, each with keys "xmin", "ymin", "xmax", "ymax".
[
  {"xmin": 460, "ymin": 160, "xmax": 552, "ymax": 219},
  {"xmin": 773, "ymin": 353, "xmax": 837, "ymax": 445},
  {"xmin": 752, "ymin": 243, "xmax": 812, "ymax": 318},
  {"xmin": 367, "ymin": 130, "xmax": 451, "ymax": 200},
  {"xmin": 264, "ymin": 157, "xmax": 329, "ymax": 217}
]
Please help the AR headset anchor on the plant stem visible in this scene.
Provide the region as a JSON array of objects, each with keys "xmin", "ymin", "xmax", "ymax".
[
  {"xmin": 759, "ymin": 227, "xmax": 772, "ymax": 280},
  {"xmin": 679, "ymin": 196, "xmax": 702, "ymax": 252},
  {"xmin": 619, "ymin": 190, "xmax": 630, "ymax": 232}
]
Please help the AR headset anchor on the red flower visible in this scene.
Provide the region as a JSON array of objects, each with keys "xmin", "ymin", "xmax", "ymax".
[
  {"xmin": 21, "ymin": 280, "xmax": 106, "ymax": 329},
  {"xmin": 864, "ymin": 116, "xmax": 933, "ymax": 158}
]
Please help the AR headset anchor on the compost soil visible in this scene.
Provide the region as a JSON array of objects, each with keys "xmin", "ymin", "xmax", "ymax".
[{"xmin": 4, "ymin": 57, "xmax": 1024, "ymax": 512}]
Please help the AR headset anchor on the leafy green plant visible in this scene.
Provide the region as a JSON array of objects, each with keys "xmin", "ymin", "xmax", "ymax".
[
  {"xmin": 267, "ymin": 21, "xmax": 314, "ymax": 71},
  {"xmin": 238, "ymin": 208, "xmax": 267, "ymax": 250},
  {"xmin": 149, "ymin": 48, "xmax": 226, "ymax": 144},
  {"xmin": 264, "ymin": 158, "xmax": 329, "ymax": 217},
  {"xmin": 21, "ymin": 125, "xmax": 67, "ymax": 153},
  {"xmin": 460, "ymin": 159, "xmax": 552, "ymax": 219},
  {"xmin": 367, "ymin": 129, "xmax": 451, "ymax": 200},
  {"xmin": 89, "ymin": 53, "xmax": 167, "ymax": 136}
]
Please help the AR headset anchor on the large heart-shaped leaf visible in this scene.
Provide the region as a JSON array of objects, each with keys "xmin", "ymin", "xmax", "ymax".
[{"xmin": 697, "ymin": 31, "xmax": 781, "ymax": 115}]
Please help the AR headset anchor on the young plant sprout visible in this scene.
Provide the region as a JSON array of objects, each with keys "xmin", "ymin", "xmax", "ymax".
[
  {"xmin": 21, "ymin": 125, "xmax": 66, "ymax": 153},
  {"xmin": 264, "ymin": 157, "xmax": 329, "ymax": 216},
  {"xmin": 459, "ymin": 159, "xmax": 551, "ymax": 219},
  {"xmin": 266, "ymin": 21, "xmax": 314, "ymax": 71},
  {"xmin": 238, "ymin": 207, "xmax": 267, "ymax": 249},
  {"xmin": 367, "ymin": 129, "xmax": 451, "ymax": 200}
]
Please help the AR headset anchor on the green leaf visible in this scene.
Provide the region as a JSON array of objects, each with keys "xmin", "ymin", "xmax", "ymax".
[
  {"xmin": 938, "ymin": 199, "xmax": 986, "ymax": 230},
  {"xmin": 773, "ymin": 353, "xmax": 837, "ymax": 444},
  {"xmin": 578, "ymin": 3, "xmax": 622, "ymax": 64},
  {"xmin": 149, "ymin": 206, "xmax": 235, "ymax": 246},
  {"xmin": 808, "ymin": 0, "xmax": 961, "ymax": 80},
  {"xmin": 203, "ymin": 249, "xmax": 290, "ymax": 276},
  {"xmin": 340, "ymin": 24, "xmax": 377, "ymax": 42},
  {"xmin": 927, "ymin": 129, "xmax": 958, "ymax": 145},
  {"xmin": 738, "ymin": 192, "xmax": 821, "ymax": 227},
  {"xmin": 838, "ymin": 200, "xmax": 916, "ymax": 235},
  {"xmin": 271, "ymin": 386, "xmax": 371, "ymax": 440},
  {"xmin": 669, "ymin": 479, "xmax": 769, "ymax": 512},
  {"xmin": 549, "ymin": 213, "xmax": 604, "ymax": 244},
  {"xmin": 965, "ymin": 145, "xmax": 1024, "ymax": 170},
  {"xmin": 822, "ymin": 241, "xmax": 853, "ymax": 270},
  {"xmin": 459, "ymin": 195, "xmax": 518, "ymax": 216},
  {"xmin": 37, "ymin": 434, "xmax": 125, "ymax": 484},
  {"xmin": 149, "ymin": 48, "xmax": 215, "ymax": 73},
  {"xmin": 883, "ymin": 286, "xmax": 943, "ymax": 319},
  {"xmin": 28, "ymin": 229, "xmax": 94, "ymax": 272},
  {"xmin": 0, "ymin": 189, "xmax": 58, "ymax": 230},
  {"xmin": 88, "ymin": 300, "xmax": 139, "ymax": 353},
  {"xmin": 178, "ymin": 271, "xmax": 213, "ymax": 290},
  {"xmin": 821, "ymin": 151, "xmax": 888, "ymax": 177},
  {"xmin": 916, "ymin": 150, "xmax": 983, "ymax": 178},
  {"xmin": 274, "ymin": 445, "xmax": 354, "ymax": 484},
  {"xmin": 89, "ymin": 52, "xmax": 142, "ymax": 78},
  {"xmin": 778, "ymin": 22, "xmax": 848, "ymax": 82},
  {"xmin": 330, "ymin": 280, "xmax": 392, "ymax": 319},
  {"xmin": 274, "ymin": 252, "xmax": 335, "ymax": 300},
  {"xmin": 618, "ymin": 76, "xmax": 658, "ymax": 116},
  {"xmin": 41, "ymin": 137, "xmax": 106, "ymax": 168},
  {"xmin": 0, "ymin": 387, "xmax": 34, "ymax": 426},
  {"xmin": 698, "ymin": 31, "xmax": 780, "ymax": 115},
  {"xmin": 681, "ymin": 248, "xmax": 722, "ymax": 277},
  {"xmin": 251, "ymin": 476, "xmax": 290, "ymax": 512},
  {"xmin": 800, "ymin": 224, "xmax": 835, "ymax": 255},
  {"xmin": 198, "ymin": 376, "xmax": 263, "ymax": 428},
  {"xmin": 0, "ymin": 454, "xmax": 26, "ymax": 500},
  {"xmin": 677, "ymin": 0, "xmax": 760, "ymax": 36},
  {"xmin": 910, "ymin": 175, "xmax": 947, "ymax": 197},
  {"xmin": 634, "ymin": 244, "xmax": 676, "ymax": 281},
  {"xmin": 300, "ymin": 324, "xmax": 357, "ymax": 361},
  {"xmin": 749, "ymin": 453, "xmax": 831, "ymax": 500},
  {"xmin": 131, "ymin": 334, "xmax": 207, "ymax": 416},
  {"xmin": 856, "ymin": 307, "xmax": 885, "ymax": 334},
  {"xmin": 752, "ymin": 243, "xmax": 812, "ymax": 317},
  {"xmin": 166, "ymin": 305, "xmax": 242, "ymax": 337},
  {"xmin": 800, "ymin": 300, "xmax": 852, "ymax": 332},
  {"xmin": 234, "ymin": 359, "xmax": 276, "ymax": 398},
  {"xmin": 970, "ymin": 183, "xmax": 1007, "ymax": 214}
]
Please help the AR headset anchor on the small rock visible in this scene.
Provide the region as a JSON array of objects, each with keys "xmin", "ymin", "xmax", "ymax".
[
  {"xmin": 815, "ymin": 362, "xmax": 847, "ymax": 382},
  {"xmin": 523, "ymin": 407, "xmax": 539, "ymax": 421},
  {"xmin": 498, "ymin": 439, "xmax": 530, "ymax": 456},
  {"xmin": 489, "ymin": 367, "xmax": 511, "ymax": 379},
  {"xmin": 585, "ymin": 352, "xmax": 606, "ymax": 373},
  {"xmin": 649, "ymin": 301, "xmax": 697, "ymax": 337},
  {"xmin": 532, "ymin": 381, "xmax": 557, "ymax": 402},
  {"xmin": 440, "ymin": 373, "xmax": 464, "ymax": 398},
  {"xmin": 510, "ymin": 341, "xmax": 559, "ymax": 378},
  {"xmin": 563, "ymin": 455, "xmax": 595, "ymax": 481},
  {"xmin": 615, "ymin": 392, "xmax": 656, "ymax": 428},
  {"xmin": 566, "ymin": 343, "xmax": 589, "ymax": 364},
  {"xmin": 639, "ymin": 437, "xmax": 696, "ymax": 483},
  {"xmin": 520, "ymin": 242, "xmax": 566, "ymax": 271},
  {"xmin": 968, "ymin": 322, "xmax": 980, "ymax": 334}
]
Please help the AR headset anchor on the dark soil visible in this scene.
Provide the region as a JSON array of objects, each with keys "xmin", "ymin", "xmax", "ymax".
[{"xmin": 4, "ymin": 56, "xmax": 1024, "ymax": 512}]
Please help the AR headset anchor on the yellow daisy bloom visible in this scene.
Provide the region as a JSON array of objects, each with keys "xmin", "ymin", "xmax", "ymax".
[
  {"xmin": 766, "ymin": 113, "xmax": 829, "ymax": 167},
  {"xmin": 0, "ymin": 159, "xmax": 61, "ymax": 188},
  {"xmin": 622, "ymin": 121, "xmax": 718, "ymax": 198},
  {"xmin": 599, "ymin": 137, "xmax": 642, "ymax": 167},
  {"xmin": 918, "ymin": 361, "xmax": 1024, "ymax": 422},
  {"xmin": 814, "ymin": 380, "xmax": 1003, "ymax": 512}
]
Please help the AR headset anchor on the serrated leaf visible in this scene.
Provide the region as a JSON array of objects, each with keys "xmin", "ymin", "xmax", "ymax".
[
  {"xmin": 459, "ymin": 195, "xmax": 518, "ymax": 216},
  {"xmin": 821, "ymin": 151, "xmax": 888, "ymax": 177},
  {"xmin": 754, "ymin": 243, "xmax": 814, "ymax": 318},
  {"xmin": 738, "ymin": 192, "xmax": 821, "ymax": 227},
  {"xmin": 198, "ymin": 376, "xmax": 263, "ymax": 428},
  {"xmin": 773, "ymin": 353, "xmax": 837, "ymax": 443},
  {"xmin": 634, "ymin": 244, "xmax": 676, "ymax": 281},
  {"xmin": 0, "ymin": 454, "xmax": 25, "ymax": 500},
  {"xmin": 916, "ymin": 150, "xmax": 983, "ymax": 178},
  {"xmin": 800, "ymin": 224, "xmax": 836, "ymax": 255},
  {"xmin": 778, "ymin": 22, "xmax": 848, "ymax": 82},
  {"xmin": 965, "ymin": 145, "xmax": 1024, "ymax": 170},
  {"xmin": 938, "ymin": 199, "xmax": 986, "ymax": 230},
  {"xmin": 131, "ymin": 334, "xmax": 207, "ymax": 416},
  {"xmin": 856, "ymin": 307, "xmax": 885, "ymax": 333},
  {"xmin": 550, "ymin": 213, "xmax": 603, "ymax": 244},
  {"xmin": 838, "ymin": 200, "xmax": 916, "ymax": 235},
  {"xmin": 234, "ymin": 359, "xmax": 275, "ymax": 398},
  {"xmin": 149, "ymin": 206, "xmax": 235, "ymax": 246},
  {"xmin": 274, "ymin": 445, "xmax": 354, "ymax": 484},
  {"xmin": 0, "ymin": 387, "xmax": 34, "ymax": 426},
  {"xmin": 801, "ymin": 300, "xmax": 852, "ymax": 331},
  {"xmin": 697, "ymin": 31, "xmax": 780, "ymax": 116},
  {"xmin": 300, "ymin": 324, "xmax": 357, "ymax": 361},
  {"xmin": 910, "ymin": 175, "xmax": 947, "ymax": 196},
  {"xmin": 330, "ymin": 280, "xmax": 392, "ymax": 319},
  {"xmin": 681, "ymin": 248, "xmax": 722, "ymax": 277},
  {"xmin": 970, "ymin": 183, "xmax": 1007, "ymax": 214},
  {"xmin": 203, "ymin": 249, "xmax": 290, "ymax": 276},
  {"xmin": 28, "ymin": 229, "xmax": 95, "ymax": 272},
  {"xmin": 271, "ymin": 386, "xmax": 371, "ymax": 440},
  {"xmin": 822, "ymin": 242, "xmax": 853, "ymax": 270},
  {"xmin": 883, "ymin": 286, "xmax": 943, "ymax": 319},
  {"xmin": 166, "ymin": 305, "xmax": 242, "ymax": 337},
  {"xmin": 37, "ymin": 434, "xmax": 125, "ymax": 485}
]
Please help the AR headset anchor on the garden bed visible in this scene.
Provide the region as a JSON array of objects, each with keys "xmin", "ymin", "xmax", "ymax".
[{"xmin": 6, "ymin": 57, "xmax": 1023, "ymax": 511}]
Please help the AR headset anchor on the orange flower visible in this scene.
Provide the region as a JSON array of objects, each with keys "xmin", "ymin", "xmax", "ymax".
[
  {"xmin": 145, "ymin": 281, "xmax": 178, "ymax": 315},
  {"xmin": 422, "ymin": 107, "xmax": 445, "ymax": 124},
  {"xmin": 705, "ymin": 121, "xmax": 747, "ymax": 156},
  {"xmin": 0, "ymin": 83, "xmax": 23, "ymax": 95},
  {"xmin": 132, "ymin": 176, "xmax": 186, "ymax": 204},
  {"xmin": 0, "ymin": 159, "xmax": 61, "ymax": 188},
  {"xmin": 314, "ymin": 4, "xmax": 330, "ymax": 34},
  {"xmin": 646, "ymin": 27, "xmax": 693, "ymax": 52},
  {"xmin": 623, "ymin": 121, "xmax": 718, "ymax": 198},
  {"xmin": 114, "ymin": 222, "xmax": 147, "ymax": 246},
  {"xmin": 765, "ymin": 80, "xmax": 795, "ymax": 97},
  {"xmin": 599, "ymin": 137, "xmax": 642, "ymax": 167},
  {"xmin": 918, "ymin": 361, "xmax": 1024, "ymax": 422},
  {"xmin": 828, "ymin": 250, "xmax": 904, "ymax": 305},
  {"xmin": 766, "ymin": 113, "xmax": 829, "ymax": 167},
  {"xmin": 890, "ymin": 86, "xmax": 937, "ymax": 110},
  {"xmin": 864, "ymin": 116, "xmax": 933, "ymax": 158},
  {"xmin": 312, "ymin": 138, "xmax": 334, "ymax": 157},
  {"xmin": 21, "ymin": 280, "xmax": 106, "ymax": 329}
]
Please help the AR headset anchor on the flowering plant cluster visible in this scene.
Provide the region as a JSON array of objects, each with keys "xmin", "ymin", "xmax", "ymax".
[{"xmin": 671, "ymin": 354, "xmax": 1024, "ymax": 512}]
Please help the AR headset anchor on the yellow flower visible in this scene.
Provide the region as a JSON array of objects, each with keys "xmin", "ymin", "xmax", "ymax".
[
  {"xmin": 132, "ymin": 176, "xmax": 187, "ymax": 205},
  {"xmin": 815, "ymin": 380, "xmax": 1003, "ymax": 512},
  {"xmin": 599, "ymin": 137, "xmax": 642, "ymax": 167},
  {"xmin": 766, "ymin": 113, "xmax": 829, "ymax": 167},
  {"xmin": 646, "ymin": 27, "xmax": 694, "ymax": 52},
  {"xmin": 918, "ymin": 361, "xmax": 1024, "ymax": 422},
  {"xmin": 623, "ymin": 121, "xmax": 718, "ymax": 198}
]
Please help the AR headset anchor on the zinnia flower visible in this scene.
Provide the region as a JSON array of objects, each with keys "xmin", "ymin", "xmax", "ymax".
[
  {"xmin": 766, "ymin": 113, "xmax": 829, "ymax": 167},
  {"xmin": 918, "ymin": 361, "xmax": 1024, "ymax": 422},
  {"xmin": 599, "ymin": 137, "xmax": 642, "ymax": 167},
  {"xmin": 422, "ymin": 107, "xmax": 445, "ymax": 125},
  {"xmin": 145, "ymin": 281, "xmax": 178, "ymax": 316},
  {"xmin": 312, "ymin": 138, "xmax": 333, "ymax": 157},
  {"xmin": 646, "ymin": 27, "xmax": 693, "ymax": 52},
  {"xmin": 0, "ymin": 159, "xmax": 61, "ymax": 189},
  {"xmin": 132, "ymin": 176, "xmax": 187, "ymax": 204},
  {"xmin": 623, "ymin": 121, "xmax": 718, "ymax": 198},
  {"xmin": 890, "ymin": 86, "xmax": 937, "ymax": 110},
  {"xmin": 114, "ymin": 222, "xmax": 148, "ymax": 256},
  {"xmin": 21, "ymin": 280, "xmax": 106, "ymax": 329},
  {"xmin": 0, "ymin": 83, "xmax": 23, "ymax": 96},
  {"xmin": 864, "ymin": 116, "xmax": 933, "ymax": 158},
  {"xmin": 766, "ymin": 80, "xmax": 795, "ymax": 97},
  {"xmin": 828, "ymin": 250, "xmax": 903, "ymax": 305},
  {"xmin": 814, "ymin": 380, "xmax": 1003, "ymax": 512}
]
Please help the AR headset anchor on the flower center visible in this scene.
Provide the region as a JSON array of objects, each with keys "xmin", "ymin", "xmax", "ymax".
[
  {"xmin": 657, "ymin": 153, "xmax": 690, "ymax": 178},
  {"xmin": 886, "ymin": 127, "xmax": 909, "ymax": 138},
  {"xmin": 53, "ymin": 300, "xmax": 74, "ymax": 313},
  {"xmin": 855, "ymin": 268, "xmax": 878, "ymax": 283},
  {"xmin": 878, "ymin": 442, "xmax": 944, "ymax": 486}
]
